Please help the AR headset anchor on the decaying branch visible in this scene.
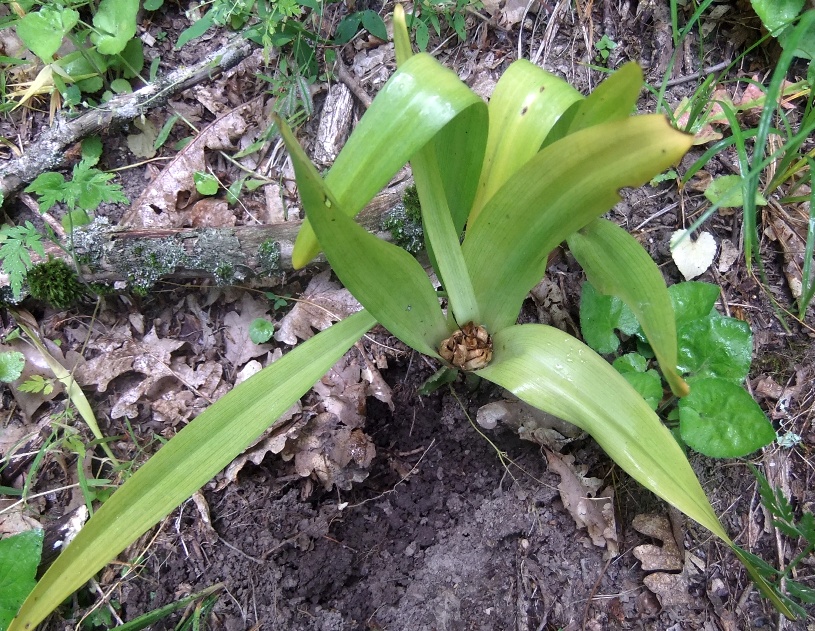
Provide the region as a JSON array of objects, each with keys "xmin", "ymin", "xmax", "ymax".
[
  {"xmin": 0, "ymin": 36, "xmax": 257, "ymax": 199},
  {"xmin": 6, "ymin": 180, "xmax": 413, "ymax": 294}
]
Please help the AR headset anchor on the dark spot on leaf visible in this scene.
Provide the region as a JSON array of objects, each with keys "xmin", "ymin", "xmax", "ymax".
[
  {"xmin": 521, "ymin": 106, "xmax": 528, "ymax": 115},
  {"xmin": 539, "ymin": 85, "xmax": 545, "ymax": 93}
]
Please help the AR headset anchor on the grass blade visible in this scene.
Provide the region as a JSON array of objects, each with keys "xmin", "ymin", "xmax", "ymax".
[{"xmin": 9, "ymin": 310, "xmax": 376, "ymax": 631}]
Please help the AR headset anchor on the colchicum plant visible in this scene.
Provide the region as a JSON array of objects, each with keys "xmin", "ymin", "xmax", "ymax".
[{"xmin": 9, "ymin": 6, "xmax": 787, "ymax": 627}]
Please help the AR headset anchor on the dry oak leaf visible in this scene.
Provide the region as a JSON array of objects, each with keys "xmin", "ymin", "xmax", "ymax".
[
  {"xmin": 545, "ymin": 449, "xmax": 618, "ymax": 556},
  {"xmin": 222, "ymin": 292, "xmax": 275, "ymax": 368},
  {"xmin": 122, "ymin": 96, "xmax": 265, "ymax": 228},
  {"xmin": 633, "ymin": 513, "xmax": 698, "ymax": 607},
  {"xmin": 274, "ymin": 270, "xmax": 362, "ymax": 345}
]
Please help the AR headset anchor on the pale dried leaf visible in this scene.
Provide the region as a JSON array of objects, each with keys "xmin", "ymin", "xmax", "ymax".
[
  {"xmin": 632, "ymin": 513, "xmax": 683, "ymax": 571},
  {"xmin": 766, "ymin": 215, "xmax": 806, "ymax": 298},
  {"xmin": 1, "ymin": 340, "xmax": 63, "ymax": 418},
  {"xmin": 223, "ymin": 292, "xmax": 274, "ymax": 367},
  {"xmin": 274, "ymin": 270, "xmax": 361, "ymax": 345},
  {"xmin": 545, "ymin": 449, "xmax": 618, "ymax": 555},
  {"xmin": 477, "ymin": 396, "xmax": 582, "ymax": 451},
  {"xmin": 670, "ymin": 229, "xmax": 717, "ymax": 280},
  {"xmin": 126, "ymin": 116, "xmax": 158, "ymax": 159},
  {"xmin": 123, "ymin": 97, "xmax": 265, "ymax": 228}
]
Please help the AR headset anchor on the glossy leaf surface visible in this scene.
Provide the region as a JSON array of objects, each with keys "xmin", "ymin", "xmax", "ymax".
[{"xmin": 278, "ymin": 118, "xmax": 450, "ymax": 356}]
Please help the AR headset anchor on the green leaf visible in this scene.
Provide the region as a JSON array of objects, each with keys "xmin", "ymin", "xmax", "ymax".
[
  {"xmin": 750, "ymin": 0, "xmax": 805, "ymax": 35},
  {"xmin": 613, "ymin": 352, "xmax": 648, "ymax": 373},
  {"xmin": 478, "ymin": 324, "xmax": 731, "ymax": 541},
  {"xmin": 0, "ymin": 222, "xmax": 45, "ymax": 300},
  {"xmin": 61, "ymin": 208, "xmax": 91, "ymax": 231},
  {"xmin": 579, "ymin": 281, "xmax": 638, "ymax": 354},
  {"xmin": 154, "ymin": 114, "xmax": 179, "ymax": 150},
  {"xmin": 0, "ymin": 350, "xmax": 25, "ymax": 383},
  {"xmin": 669, "ymin": 281, "xmax": 720, "ymax": 328},
  {"xmin": 9, "ymin": 310, "xmax": 376, "ymax": 631},
  {"xmin": 469, "ymin": 60, "xmax": 582, "ymax": 223},
  {"xmin": 16, "ymin": 6, "xmax": 79, "ymax": 62},
  {"xmin": 360, "ymin": 10, "xmax": 388, "ymax": 40},
  {"xmin": 569, "ymin": 218, "xmax": 688, "ymax": 396},
  {"xmin": 464, "ymin": 115, "xmax": 694, "ymax": 333},
  {"xmin": 25, "ymin": 171, "xmax": 66, "ymax": 213},
  {"xmin": 278, "ymin": 118, "xmax": 450, "ymax": 357},
  {"xmin": 704, "ymin": 175, "xmax": 768, "ymax": 208},
  {"xmin": 81, "ymin": 137, "xmax": 103, "ymax": 166},
  {"xmin": 144, "ymin": 0, "xmax": 164, "ymax": 9},
  {"xmin": 193, "ymin": 171, "xmax": 219, "ymax": 196},
  {"xmin": 69, "ymin": 161, "xmax": 129, "ymax": 211},
  {"xmin": 91, "ymin": 0, "xmax": 139, "ymax": 55},
  {"xmin": 109, "ymin": 78, "xmax": 131, "ymax": 93},
  {"xmin": 175, "ymin": 10, "xmax": 216, "ymax": 49},
  {"xmin": 679, "ymin": 377, "xmax": 775, "ymax": 457},
  {"xmin": 677, "ymin": 315, "xmax": 752, "ymax": 382},
  {"xmin": 334, "ymin": 14, "xmax": 361, "ymax": 44},
  {"xmin": 248, "ymin": 318, "xmax": 274, "ymax": 344},
  {"xmin": 621, "ymin": 370, "xmax": 663, "ymax": 410},
  {"xmin": 292, "ymin": 53, "xmax": 485, "ymax": 268},
  {"xmin": 0, "ymin": 529, "xmax": 43, "ymax": 629}
]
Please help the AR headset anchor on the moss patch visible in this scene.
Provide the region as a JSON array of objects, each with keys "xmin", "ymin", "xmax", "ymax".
[{"xmin": 27, "ymin": 259, "xmax": 87, "ymax": 308}]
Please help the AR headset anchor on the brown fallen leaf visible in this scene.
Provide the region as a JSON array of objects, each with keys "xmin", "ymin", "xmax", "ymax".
[
  {"xmin": 274, "ymin": 270, "xmax": 361, "ymax": 345},
  {"xmin": 633, "ymin": 513, "xmax": 699, "ymax": 607},
  {"xmin": 122, "ymin": 96, "xmax": 266, "ymax": 228},
  {"xmin": 765, "ymin": 211, "xmax": 809, "ymax": 299},
  {"xmin": 545, "ymin": 449, "xmax": 618, "ymax": 556},
  {"xmin": 222, "ymin": 292, "xmax": 274, "ymax": 368}
]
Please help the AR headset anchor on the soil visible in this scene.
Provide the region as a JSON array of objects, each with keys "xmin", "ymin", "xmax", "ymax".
[{"xmin": 2, "ymin": 1, "xmax": 815, "ymax": 630}]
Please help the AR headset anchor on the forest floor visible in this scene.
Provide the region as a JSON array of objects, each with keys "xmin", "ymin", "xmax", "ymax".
[{"xmin": 1, "ymin": 1, "xmax": 815, "ymax": 630}]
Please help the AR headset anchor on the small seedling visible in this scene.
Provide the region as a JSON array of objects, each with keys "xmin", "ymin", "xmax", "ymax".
[
  {"xmin": 248, "ymin": 318, "xmax": 275, "ymax": 344},
  {"xmin": 594, "ymin": 34, "xmax": 617, "ymax": 63}
]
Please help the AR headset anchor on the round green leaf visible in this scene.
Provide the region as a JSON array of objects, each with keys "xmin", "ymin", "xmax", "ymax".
[
  {"xmin": 613, "ymin": 352, "xmax": 648, "ymax": 373},
  {"xmin": 0, "ymin": 529, "xmax": 43, "ymax": 628},
  {"xmin": 579, "ymin": 281, "xmax": 638, "ymax": 354},
  {"xmin": 704, "ymin": 175, "xmax": 767, "ymax": 208},
  {"xmin": 669, "ymin": 281, "xmax": 720, "ymax": 328},
  {"xmin": 16, "ymin": 6, "xmax": 79, "ymax": 62},
  {"xmin": 621, "ymin": 370, "xmax": 663, "ymax": 410},
  {"xmin": 193, "ymin": 172, "xmax": 219, "ymax": 196},
  {"xmin": 248, "ymin": 318, "xmax": 274, "ymax": 344},
  {"xmin": 0, "ymin": 350, "xmax": 25, "ymax": 383},
  {"xmin": 679, "ymin": 377, "xmax": 776, "ymax": 457},
  {"xmin": 677, "ymin": 315, "xmax": 752, "ymax": 382}
]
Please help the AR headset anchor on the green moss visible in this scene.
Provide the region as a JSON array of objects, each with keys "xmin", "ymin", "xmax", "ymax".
[
  {"xmin": 402, "ymin": 184, "xmax": 421, "ymax": 223},
  {"xmin": 257, "ymin": 239, "xmax": 281, "ymax": 275},
  {"xmin": 27, "ymin": 259, "xmax": 86, "ymax": 308},
  {"xmin": 382, "ymin": 202, "xmax": 424, "ymax": 254}
]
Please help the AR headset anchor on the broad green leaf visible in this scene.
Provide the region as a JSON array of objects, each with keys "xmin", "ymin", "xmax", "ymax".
[
  {"xmin": 612, "ymin": 352, "xmax": 648, "ymax": 373},
  {"xmin": 9, "ymin": 310, "xmax": 376, "ymax": 631},
  {"xmin": 278, "ymin": 118, "xmax": 450, "ymax": 357},
  {"xmin": 476, "ymin": 323, "xmax": 795, "ymax": 616},
  {"xmin": 704, "ymin": 174, "xmax": 767, "ymax": 208},
  {"xmin": 620, "ymin": 370, "xmax": 663, "ymax": 410},
  {"xmin": 16, "ymin": 6, "xmax": 79, "ymax": 62},
  {"xmin": 91, "ymin": 0, "xmax": 139, "ymax": 55},
  {"xmin": 569, "ymin": 218, "xmax": 688, "ymax": 396},
  {"xmin": 478, "ymin": 324, "xmax": 730, "ymax": 541},
  {"xmin": 677, "ymin": 315, "xmax": 752, "ymax": 382},
  {"xmin": 469, "ymin": 60, "xmax": 581, "ymax": 223},
  {"xmin": 393, "ymin": 4, "xmax": 414, "ymax": 65},
  {"xmin": 411, "ymin": 142, "xmax": 480, "ymax": 325},
  {"xmin": 0, "ymin": 529, "xmax": 43, "ymax": 629},
  {"xmin": 561, "ymin": 61, "xmax": 643, "ymax": 134},
  {"xmin": 464, "ymin": 115, "xmax": 693, "ymax": 333},
  {"xmin": 193, "ymin": 171, "xmax": 219, "ymax": 196},
  {"xmin": 360, "ymin": 10, "xmax": 388, "ymax": 40},
  {"xmin": 579, "ymin": 281, "xmax": 638, "ymax": 354},
  {"xmin": 679, "ymin": 377, "xmax": 776, "ymax": 457},
  {"xmin": 750, "ymin": 0, "xmax": 805, "ymax": 35},
  {"xmin": 292, "ymin": 53, "xmax": 484, "ymax": 268},
  {"xmin": 669, "ymin": 281, "xmax": 720, "ymax": 328}
]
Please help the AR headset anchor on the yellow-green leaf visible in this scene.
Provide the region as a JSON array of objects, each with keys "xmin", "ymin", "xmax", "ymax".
[{"xmin": 568, "ymin": 218, "xmax": 689, "ymax": 396}]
